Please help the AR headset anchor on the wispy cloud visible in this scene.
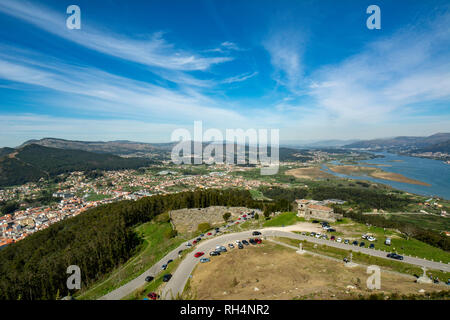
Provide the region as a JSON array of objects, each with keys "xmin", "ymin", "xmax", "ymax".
[
  {"xmin": 0, "ymin": 0, "xmax": 232, "ymax": 71},
  {"xmin": 0, "ymin": 46, "xmax": 245, "ymax": 124},
  {"xmin": 263, "ymin": 29, "xmax": 306, "ymax": 93},
  {"xmin": 309, "ymin": 12, "xmax": 450, "ymax": 123},
  {"xmin": 222, "ymin": 72, "xmax": 258, "ymax": 84}
]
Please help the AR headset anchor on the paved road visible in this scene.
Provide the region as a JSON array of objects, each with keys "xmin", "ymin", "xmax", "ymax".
[
  {"xmin": 160, "ymin": 229, "xmax": 450, "ymax": 300},
  {"xmin": 100, "ymin": 224, "xmax": 236, "ymax": 300},
  {"xmin": 101, "ymin": 226, "xmax": 450, "ymax": 300}
]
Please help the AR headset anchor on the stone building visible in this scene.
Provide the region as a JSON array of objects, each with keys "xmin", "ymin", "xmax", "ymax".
[{"xmin": 296, "ymin": 199, "xmax": 343, "ymax": 222}]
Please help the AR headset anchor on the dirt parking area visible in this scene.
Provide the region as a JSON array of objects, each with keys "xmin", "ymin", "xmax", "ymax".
[
  {"xmin": 188, "ymin": 242, "xmax": 443, "ymax": 300},
  {"xmin": 170, "ymin": 206, "xmax": 260, "ymax": 233}
]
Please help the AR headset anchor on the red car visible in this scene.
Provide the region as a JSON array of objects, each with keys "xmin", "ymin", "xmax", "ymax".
[
  {"xmin": 147, "ymin": 292, "xmax": 159, "ymax": 300},
  {"xmin": 193, "ymin": 240, "xmax": 197, "ymax": 244},
  {"xmin": 243, "ymin": 214, "xmax": 247, "ymax": 217},
  {"xmin": 207, "ymin": 232, "xmax": 212, "ymax": 236},
  {"xmin": 194, "ymin": 252, "xmax": 204, "ymax": 258},
  {"xmin": 255, "ymin": 238, "xmax": 262, "ymax": 244}
]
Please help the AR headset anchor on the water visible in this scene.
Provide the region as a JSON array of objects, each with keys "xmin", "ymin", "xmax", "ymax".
[{"xmin": 322, "ymin": 152, "xmax": 450, "ymax": 200}]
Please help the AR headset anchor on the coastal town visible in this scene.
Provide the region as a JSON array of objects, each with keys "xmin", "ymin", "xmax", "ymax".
[{"xmin": 0, "ymin": 163, "xmax": 289, "ymax": 248}]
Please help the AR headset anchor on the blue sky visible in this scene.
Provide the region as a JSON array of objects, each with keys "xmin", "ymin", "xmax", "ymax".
[{"xmin": 0, "ymin": 0, "xmax": 449, "ymax": 147}]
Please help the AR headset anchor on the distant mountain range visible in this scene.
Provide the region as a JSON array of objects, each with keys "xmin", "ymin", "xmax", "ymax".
[
  {"xmin": 344, "ymin": 133, "xmax": 450, "ymax": 152},
  {"xmin": 282, "ymin": 139, "xmax": 360, "ymax": 148},
  {"xmin": 0, "ymin": 144, "xmax": 152, "ymax": 187}
]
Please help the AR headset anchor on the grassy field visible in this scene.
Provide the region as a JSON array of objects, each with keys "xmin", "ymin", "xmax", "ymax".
[
  {"xmin": 386, "ymin": 213, "xmax": 450, "ymax": 232},
  {"xmin": 84, "ymin": 193, "xmax": 111, "ymax": 201},
  {"xmin": 75, "ymin": 221, "xmax": 187, "ymax": 300},
  {"xmin": 263, "ymin": 212, "xmax": 305, "ymax": 227},
  {"xmin": 331, "ymin": 220, "xmax": 450, "ymax": 263}
]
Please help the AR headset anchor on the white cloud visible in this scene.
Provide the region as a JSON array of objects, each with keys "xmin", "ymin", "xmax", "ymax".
[
  {"xmin": 222, "ymin": 72, "xmax": 258, "ymax": 84},
  {"xmin": 0, "ymin": 0, "xmax": 232, "ymax": 71},
  {"xmin": 263, "ymin": 29, "xmax": 306, "ymax": 93}
]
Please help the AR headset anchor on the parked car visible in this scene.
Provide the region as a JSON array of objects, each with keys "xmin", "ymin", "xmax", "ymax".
[
  {"xmin": 352, "ymin": 240, "xmax": 358, "ymax": 246},
  {"xmin": 252, "ymin": 231, "xmax": 261, "ymax": 236},
  {"xmin": 186, "ymin": 242, "xmax": 192, "ymax": 247},
  {"xmin": 147, "ymin": 292, "xmax": 159, "ymax": 300},
  {"xmin": 249, "ymin": 238, "xmax": 256, "ymax": 244},
  {"xmin": 194, "ymin": 251, "xmax": 204, "ymax": 258},
  {"xmin": 235, "ymin": 240, "xmax": 241, "ymax": 244},
  {"xmin": 192, "ymin": 240, "xmax": 197, "ymax": 245},
  {"xmin": 385, "ymin": 238, "xmax": 392, "ymax": 245},
  {"xmin": 228, "ymin": 243, "xmax": 235, "ymax": 249},
  {"xmin": 178, "ymin": 250, "xmax": 183, "ymax": 255},
  {"xmin": 327, "ymin": 228, "xmax": 336, "ymax": 232},
  {"xmin": 315, "ymin": 233, "xmax": 321, "ymax": 238},
  {"xmin": 167, "ymin": 259, "xmax": 173, "ymax": 264},
  {"xmin": 200, "ymin": 233, "xmax": 205, "ymax": 237},
  {"xmin": 344, "ymin": 239, "xmax": 350, "ymax": 244},
  {"xmin": 145, "ymin": 276, "xmax": 154, "ymax": 282},
  {"xmin": 362, "ymin": 234, "xmax": 368, "ymax": 239},
  {"xmin": 359, "ymin": 242, "xmax": 365, "ymax": 247},
  {"xmin": 367, "ymin": 236, "xmax": 376, "ymax": 242},
  {"xmin": 238, "ymin": 243, "xmax": 244, "ymax": 249},
  {"xmin": 387, "ymin": 253, "xmax": 403, "ymax": 260},
  {"xmin": 336, "ymin": 238, "xmax": 342, "ymax": 243},
  {"xmin": 217, "ymin": 246, "xmax": 227, "ymax": 252},
  {"xmin": 196, "ymin": 237, "xmax": 202, "ymax": 241},
  {"xmin": 255, "ymin": 238, "xmax": 262, "ymax": 244},
  {"xmin": 312, "ymin": 220, "xmax": 319, "ymax": 223},
  {"xmin": 210, "ymin": 251, "xmax": 220, "ymax": 256},
  {"xmin": 242, "ymin": 240, "xmax": 249, "ymax": 245},
  {"xmin": 330, "ymin": 235, "xmax": 335, "ymax": 241},
  {"xmin": 161, "ymin": 264, "xmax": 168, "ymax": 270},
  {"xmin": 301, "ymin": 232, "xmax": 307, "ymax": 236},
  {"xmin": 310, "ymin": 232, "xmax": 316, "ymax": 237},
  {"xmin": 369, "ymin": 243, "xmax": 375, "ymax": 249},
  {"xmin": 200, "ymin": 258, "xmax": 210, "ymax": 263},
  {"xmin": 162, "ymin": 274, "xmax": 172, "ymax": 282},
  {"xmin": 207, "ymin": 232, "xmax": 212, "ymax": 236}
]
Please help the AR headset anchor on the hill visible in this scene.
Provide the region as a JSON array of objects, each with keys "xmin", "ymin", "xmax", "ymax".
[
  {"xmin": 0, "ymin": 144, "xmax": 152, "ymax": 187},
  {"xmin": 414, "ymin": 140, "xmax": 450, "ymax": 153},
  {"xmin": 344, "ymin": 133, "xmax": 450, "ymax": 150},
  {"xmin": 19, "ymin": 138, "xmax": 174, "ymax": 156}
]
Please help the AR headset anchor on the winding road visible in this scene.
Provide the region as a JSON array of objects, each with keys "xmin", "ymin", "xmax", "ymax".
[{"xmin": 100, "ymin": 227, "xmax": 450, "ymax": 300}]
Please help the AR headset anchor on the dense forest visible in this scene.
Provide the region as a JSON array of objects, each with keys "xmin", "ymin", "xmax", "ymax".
[
  {"xmin": 0, "ymin": 188, "xmax": 277, "ymax": 300},
  {"xmin": 259, "ymin": 185, "xmax": 411, "ymax": 211},
  {"xmin": 0, "ymin": 144, "xmax": 154, "ymax": 187}
]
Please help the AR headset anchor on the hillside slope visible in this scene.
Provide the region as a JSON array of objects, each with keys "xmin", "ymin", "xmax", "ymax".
[{"xmin": 0, "ymin": 144, "xmax": 152, "ymax": 187}]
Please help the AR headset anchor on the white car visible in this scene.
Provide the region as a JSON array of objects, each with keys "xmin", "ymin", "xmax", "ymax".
[
  {"xmin": 367, "ymin": 236, "xmax": 376, "ymax": 242},
  {"xmin": 315, "ymin": 233, "xmax": 321, "ymax": 238},
  {"xmin": 323, "ymin": 226, "xmax": 330, "ymax": 230},
  {"xmin": 235, "ymin": 240, "xmax": 241, "ymax": 244},
  {"xmin": 336, "ymin": 238, "xmax": 342, "ymax": 243}
]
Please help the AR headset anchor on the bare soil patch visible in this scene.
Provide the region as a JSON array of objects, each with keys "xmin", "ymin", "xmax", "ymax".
[
  {"xmin": 189, "ymin": 242, "xmax": 442, "ymax": 300},
  {"xmin": 286, "ymin": 167, "xmax": 334, "ymax": 180},
  {"xmin": 329, "ymin": 165, "xmax": 430, "ymax": 186}
]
